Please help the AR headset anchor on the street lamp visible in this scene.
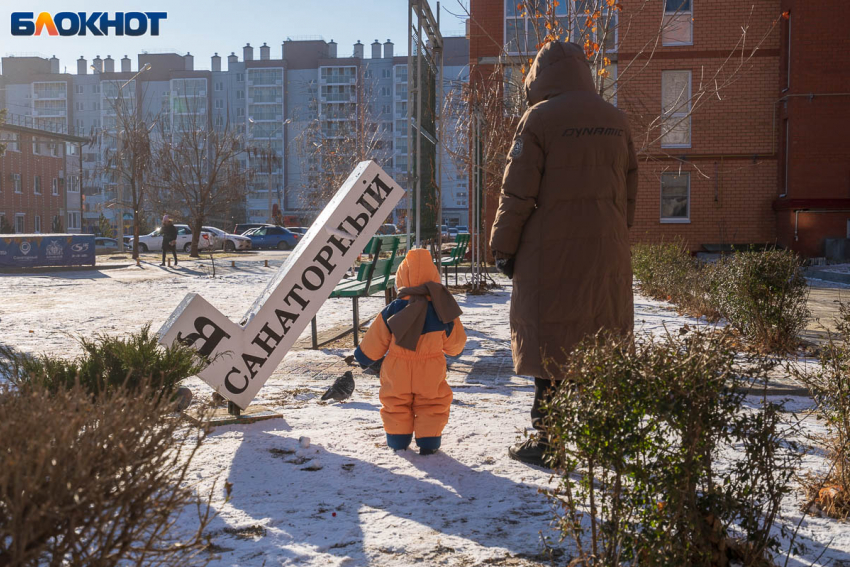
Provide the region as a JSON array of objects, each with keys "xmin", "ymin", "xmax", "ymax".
[{"xmin": 248, "ymin": 117, "xmax": 292, "ymax": 223}]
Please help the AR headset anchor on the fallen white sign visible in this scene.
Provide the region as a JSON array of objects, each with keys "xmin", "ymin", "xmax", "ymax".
[{"xmin": 159, "ymin": 161, "xmax": 405, "ymax": 409}]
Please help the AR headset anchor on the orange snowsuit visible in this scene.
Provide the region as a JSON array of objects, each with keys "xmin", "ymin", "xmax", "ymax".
[{"xmin": 353, "ymin": 249, "xmax": 466, "ymax": 453}]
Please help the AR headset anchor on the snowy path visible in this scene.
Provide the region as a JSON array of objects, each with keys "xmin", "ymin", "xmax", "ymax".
[{"xmin": 2, "ymin": 266, "xmax": 849, "ymax": 566}]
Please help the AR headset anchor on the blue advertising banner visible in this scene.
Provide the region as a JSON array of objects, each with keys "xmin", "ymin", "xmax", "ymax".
[{"xmin": 0, "ymin": 234, "xmax": 96, "ymax": 268}]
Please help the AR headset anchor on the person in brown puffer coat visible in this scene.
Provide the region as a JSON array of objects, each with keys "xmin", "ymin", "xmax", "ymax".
[{"xmin": 489, "ymin": 41, "xmax": 638, "ymax": 467}]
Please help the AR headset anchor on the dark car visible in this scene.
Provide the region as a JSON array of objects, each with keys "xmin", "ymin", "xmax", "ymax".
[
  {"xmin": 377, "ymin": 223, "xmax": 399, "ymax": 235},
  {"xmin": 95, "ymin": 237, "xmax": 122, "ymax": 255},
  {"xmin": 244, "ymin": 225, "xmax": 300, "ymax": 250},
  {"xmin": 233, "ymin": 223, "xmax": 272, "ymax": 236}
]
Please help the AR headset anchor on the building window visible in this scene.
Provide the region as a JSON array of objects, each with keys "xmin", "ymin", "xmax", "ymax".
[
  {"xmin": 34, "ymin": 176, "xmax": 42, "ymax": 195},
  {"xmin": 52, "ymin": 178, "xmax": 59, "ymax": 195},
  {"xmin": 661, "ymin": 70, "xmax": 691, "ymax": 148},
  {"xmin": 68, "ymin": 212, "xmax": 81, "ymax": 230},
  {"xmin": 93, "ymin": 84, "xmax": 100, "ymax": 94},
  {"xmin": 215, "ymin": 115, "xmax": 224, "ymax": 127},
  {"xmin": 365, "ymin": 69, "xmax": 373, "ymax": 79},
  {"xmin": 215, "ymin": 82, "xmax": 223, "ymax": 91},
  {"xmin": 75, "ymin": 84, "xmax": 84, "ymax": 94},
  {"xmin": 380, "ymin": 87, "xmax": 391, "ymax": 97},
  {"xmin": 382, "ymin": 69, "xmax": 391, "ymax": 79},
  {"xmin": 13, "ymin": 174, "xmax": 22, "ymax": 193},
  {"xmin": 1, "ymin": 132, "xmax": 20, "ymax": 152},
  {"xmin": 237, "ymin": 90, "xmax": 245, "ymax": 100},
  {"xmin": 35, "ymin": 215, "xmax": 42, "ymax": 233},
  {"xmin": 215, "ymin": 99, "xmax": 224, "ymax": 109},
  {"xmin": 68, "ymin": 175, "xmax": 80, "ymax": 192},
  {"xmin": 382, "ymin": 104, "xmax": 392, "ymax": 115},
  {"xmin": 15, "ymin": 214, "xmax": 25, "ymax": 234},
  {"xmin": 662, "ymin": 0, "xmax": 693, "ymax": 46},
  {"xmin": 660, "ymin": 172, "xmax": 690, "ymax": 222},
  {"xmin": 237, "ymin": 73, "xmax": 245, "ymax": 82},
  {"xmin": 76, "ymin": 101, "xmax": 85, "ymax": 111}
]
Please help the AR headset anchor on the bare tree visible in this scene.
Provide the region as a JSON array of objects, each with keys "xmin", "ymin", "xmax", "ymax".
[
  {"xmin": 152, "ymin": 87, "xmax": 250, "ymax": 257},
  {"xmin": 99, "ymin": 79, "xmax": 156, "ymax": 259}
]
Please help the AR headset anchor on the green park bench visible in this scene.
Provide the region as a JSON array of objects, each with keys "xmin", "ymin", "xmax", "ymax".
[
  {"xmin": 310, "ymin": 234, "xmax": 405, "ymax": 348},
  {"xmin": 438, "ymin": 232, "xmax": 470, "ymax": 286}
]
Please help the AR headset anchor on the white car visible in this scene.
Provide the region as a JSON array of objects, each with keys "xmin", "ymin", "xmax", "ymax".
[
  {"xmin": 133, "ymin": 224, "xmax": 214, "ymax": 253},
  {"xmin": 202, "ymin": 226, "xmax": 252, "ymax": 252}
]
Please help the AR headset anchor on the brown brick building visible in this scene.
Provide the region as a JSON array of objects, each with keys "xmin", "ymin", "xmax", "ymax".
[
  {"xmin": 468, "ymin": 0, "xmax": 850, "ymax": 257},
  {"xmin": 0, "ymin": 124, "xmax": 83, "ymax": 234}
]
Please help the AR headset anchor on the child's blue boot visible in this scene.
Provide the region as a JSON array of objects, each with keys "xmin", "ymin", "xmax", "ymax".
[
  {"xmin": 416, "ymin": 436, "xmax": 441, "ymax": 456},
  {"xmin": 386, "ymin": 433, "xmax": 413, "ymax": 451}
]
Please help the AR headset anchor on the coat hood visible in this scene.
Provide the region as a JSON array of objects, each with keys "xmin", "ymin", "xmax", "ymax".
[
  {"xmin": 396, "ymin": 248, "xmax": 441, "ymax": 288},
  {"xmin": 524, "ymin": 41, "xmax": 596, "ymax": 106}
]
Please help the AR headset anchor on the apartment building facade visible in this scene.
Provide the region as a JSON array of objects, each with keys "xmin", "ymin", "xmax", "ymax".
[
  {"xmin": 468, "ymin": 0, "xmax": 850, "ymax": 257},
  {"xmin": 1, "ymin": 36, "xmax": 471, "ymax": 234}
]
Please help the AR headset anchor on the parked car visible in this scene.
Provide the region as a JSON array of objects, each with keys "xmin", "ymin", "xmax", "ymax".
[
  {"xmin": 456, "ymin": 225, "xmax": 469, "ymax": 233},
  {"xmin": 95, "ymin": 237, "xmax": 122, "ymax": 255},
  {"xmin": 202, "ymin": 226, "xmax": 252, "ymax": 252},
  {"xmin": 447, "ymin": 228, "xmax": 459, "ymax": 241},
  {"xmin": 233, "ymin": 223, "xmax": 272, "ymax": 236},
  {"xmin": 377, "ymin": 223, "xmax": 399, "ymax": 235},
  {"xmin": 132, "ymin": 224, "xmax": 214, "ymax": 253},
  {"xmin": 286, "ymin": 226, "xmax": 309, "ymax": 236},
  {"xmin": 244, "ymin": 226, "xmax": 300, "ymax": 250}
]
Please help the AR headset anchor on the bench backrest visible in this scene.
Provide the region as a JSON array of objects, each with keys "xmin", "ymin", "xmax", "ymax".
[
  {"xmin": 448, "ymin": 233, "xmax": 470, "ymax": 260},
  {"xmin": 356, "ymin": 235, "xmax": 402, "ymax": 286}
]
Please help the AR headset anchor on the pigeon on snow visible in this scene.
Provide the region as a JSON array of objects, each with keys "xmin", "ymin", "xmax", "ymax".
[{"xmin": 321, "ymin": 371, "xmax": 355, "ymax": 403}]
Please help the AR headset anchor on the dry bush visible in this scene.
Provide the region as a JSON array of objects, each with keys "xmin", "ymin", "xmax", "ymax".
[
  {"xmin": 710, "ymin": 249, "xmax": 810, "ymax": 353},
  {"xmin": 544, "ymin": 329, "xmax": 799, "ymax": 567},
  {"xmin": 0, "ymin": 380, "xmax": 214, "ymax": 567},
  {"xmin": 793, "ymin": 301, "xmax": 850, "ymax": 519},
  {"xmin": 631, "ymin": 240, "xmax": 720, "ymax": 320}
]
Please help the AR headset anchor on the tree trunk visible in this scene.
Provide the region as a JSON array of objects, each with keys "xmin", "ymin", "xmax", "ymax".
[{"xmin": 190, "ymin": 216, "xmax": 204, "ymax": 258}]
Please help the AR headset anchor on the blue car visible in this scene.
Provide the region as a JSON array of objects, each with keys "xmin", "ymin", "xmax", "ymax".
[{"xmin": 244, "ymin": 226, "xmax": 299, "ymax": 250}]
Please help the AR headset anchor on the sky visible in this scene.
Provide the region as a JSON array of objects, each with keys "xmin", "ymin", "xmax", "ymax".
[{"xmin": 1, "ymin": 0, "xmax": 469, "ymax": 72}]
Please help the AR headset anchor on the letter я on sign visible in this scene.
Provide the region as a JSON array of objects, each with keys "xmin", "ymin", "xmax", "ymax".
[{"xmin": 158, "ymin": 161, "xmax": 405, "ymax": 409}]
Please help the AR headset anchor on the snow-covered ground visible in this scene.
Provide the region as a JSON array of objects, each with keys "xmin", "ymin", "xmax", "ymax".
[{"xmin": 1, "ymin": 264, "xmax": 848, "ymax": 566}]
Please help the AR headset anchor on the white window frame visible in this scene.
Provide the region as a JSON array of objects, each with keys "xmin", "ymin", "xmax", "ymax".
[
  {"xmin": 15, "ymin": 213, "xmax": 26, "ymax": 234},
  {"xmin": 662, "ymin": 0, "xmax": 694, "ymax": 46},
  {"xmin": 13, "ymin": 173, "xmax": 22, "ymax": 193},
  {"xmin": 34, "ymin": 215, "xmax": 42, "ymax": 233},
  {"xmin": 34, "ymin": 175, "xmax": 42, "ymax": 195},
  {"xmin": 68, "ymin": 211, "xmax": 81, "ymax": 230},
  {"xmin": 661, "ymin": 70, "xmax": 692, "ymax": 149},
  {"xmin": 52, "ymin": 178, "xmax": 59, "ymax": 196},
  {"xmin": 660, "ymin": 171, "xmax": 691, "ymax": 223},
  {"xmin": 215, "ymin": 99, "xmax": 224, "ymax": 109}
]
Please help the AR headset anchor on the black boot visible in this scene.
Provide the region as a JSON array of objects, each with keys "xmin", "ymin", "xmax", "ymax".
[{"xmin": 508, "ymin": 436, "xmax": 553, "ymax": 469}]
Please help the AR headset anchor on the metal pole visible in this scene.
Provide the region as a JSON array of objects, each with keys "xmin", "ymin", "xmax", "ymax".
[
  {"xmin": 406, "ymin": 1, "xmax": 414, "ymax": 248},
  {"xmin": 267, "ymin": 149, "xmax": 273, "ymax": 223},
  {"xmin": 414, "ymin": 0, "xmax": 424, "ymax": 247},
  {"xmin": 435, "ymin": 1, "xmax": 444, "ymax": 275}
]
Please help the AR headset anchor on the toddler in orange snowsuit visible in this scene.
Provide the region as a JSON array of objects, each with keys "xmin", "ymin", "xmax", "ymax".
[{"xmin": 353, "ymin": 248, "xmax": 466, "ymax": 455}]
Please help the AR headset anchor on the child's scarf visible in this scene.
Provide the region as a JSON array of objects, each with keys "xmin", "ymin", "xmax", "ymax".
[{"xmin": 386, "ymin": 281, "xmax": 462, "ymax": 351}]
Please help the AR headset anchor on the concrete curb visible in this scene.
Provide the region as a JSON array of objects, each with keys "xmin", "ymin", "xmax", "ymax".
[
  {"xmin": 805, "ymin": 267, "xmax": 850, "ymax": 286},
  {"xmin": 0, "ymin": 263, "xmax": 133, "ymax": 274}
]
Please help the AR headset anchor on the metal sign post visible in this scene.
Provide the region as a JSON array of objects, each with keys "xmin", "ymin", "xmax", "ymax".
[{"xmin": 159, "ymin": 161, "xmax": 404, "ymax": 409}]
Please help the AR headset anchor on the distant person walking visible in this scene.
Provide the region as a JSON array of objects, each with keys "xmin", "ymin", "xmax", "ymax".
[
  {"xmin": 489, "ymin": 41, "xmax": 638, "ymax": 467},
  {"xmin": 160, "ymin": 215, "xmax": 178, "ymax": 266}
]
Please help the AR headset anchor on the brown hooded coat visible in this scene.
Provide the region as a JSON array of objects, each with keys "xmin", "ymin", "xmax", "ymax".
[{"xmin": 489, "ymin": 42, "xmax": 638, "ymax": 379}]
